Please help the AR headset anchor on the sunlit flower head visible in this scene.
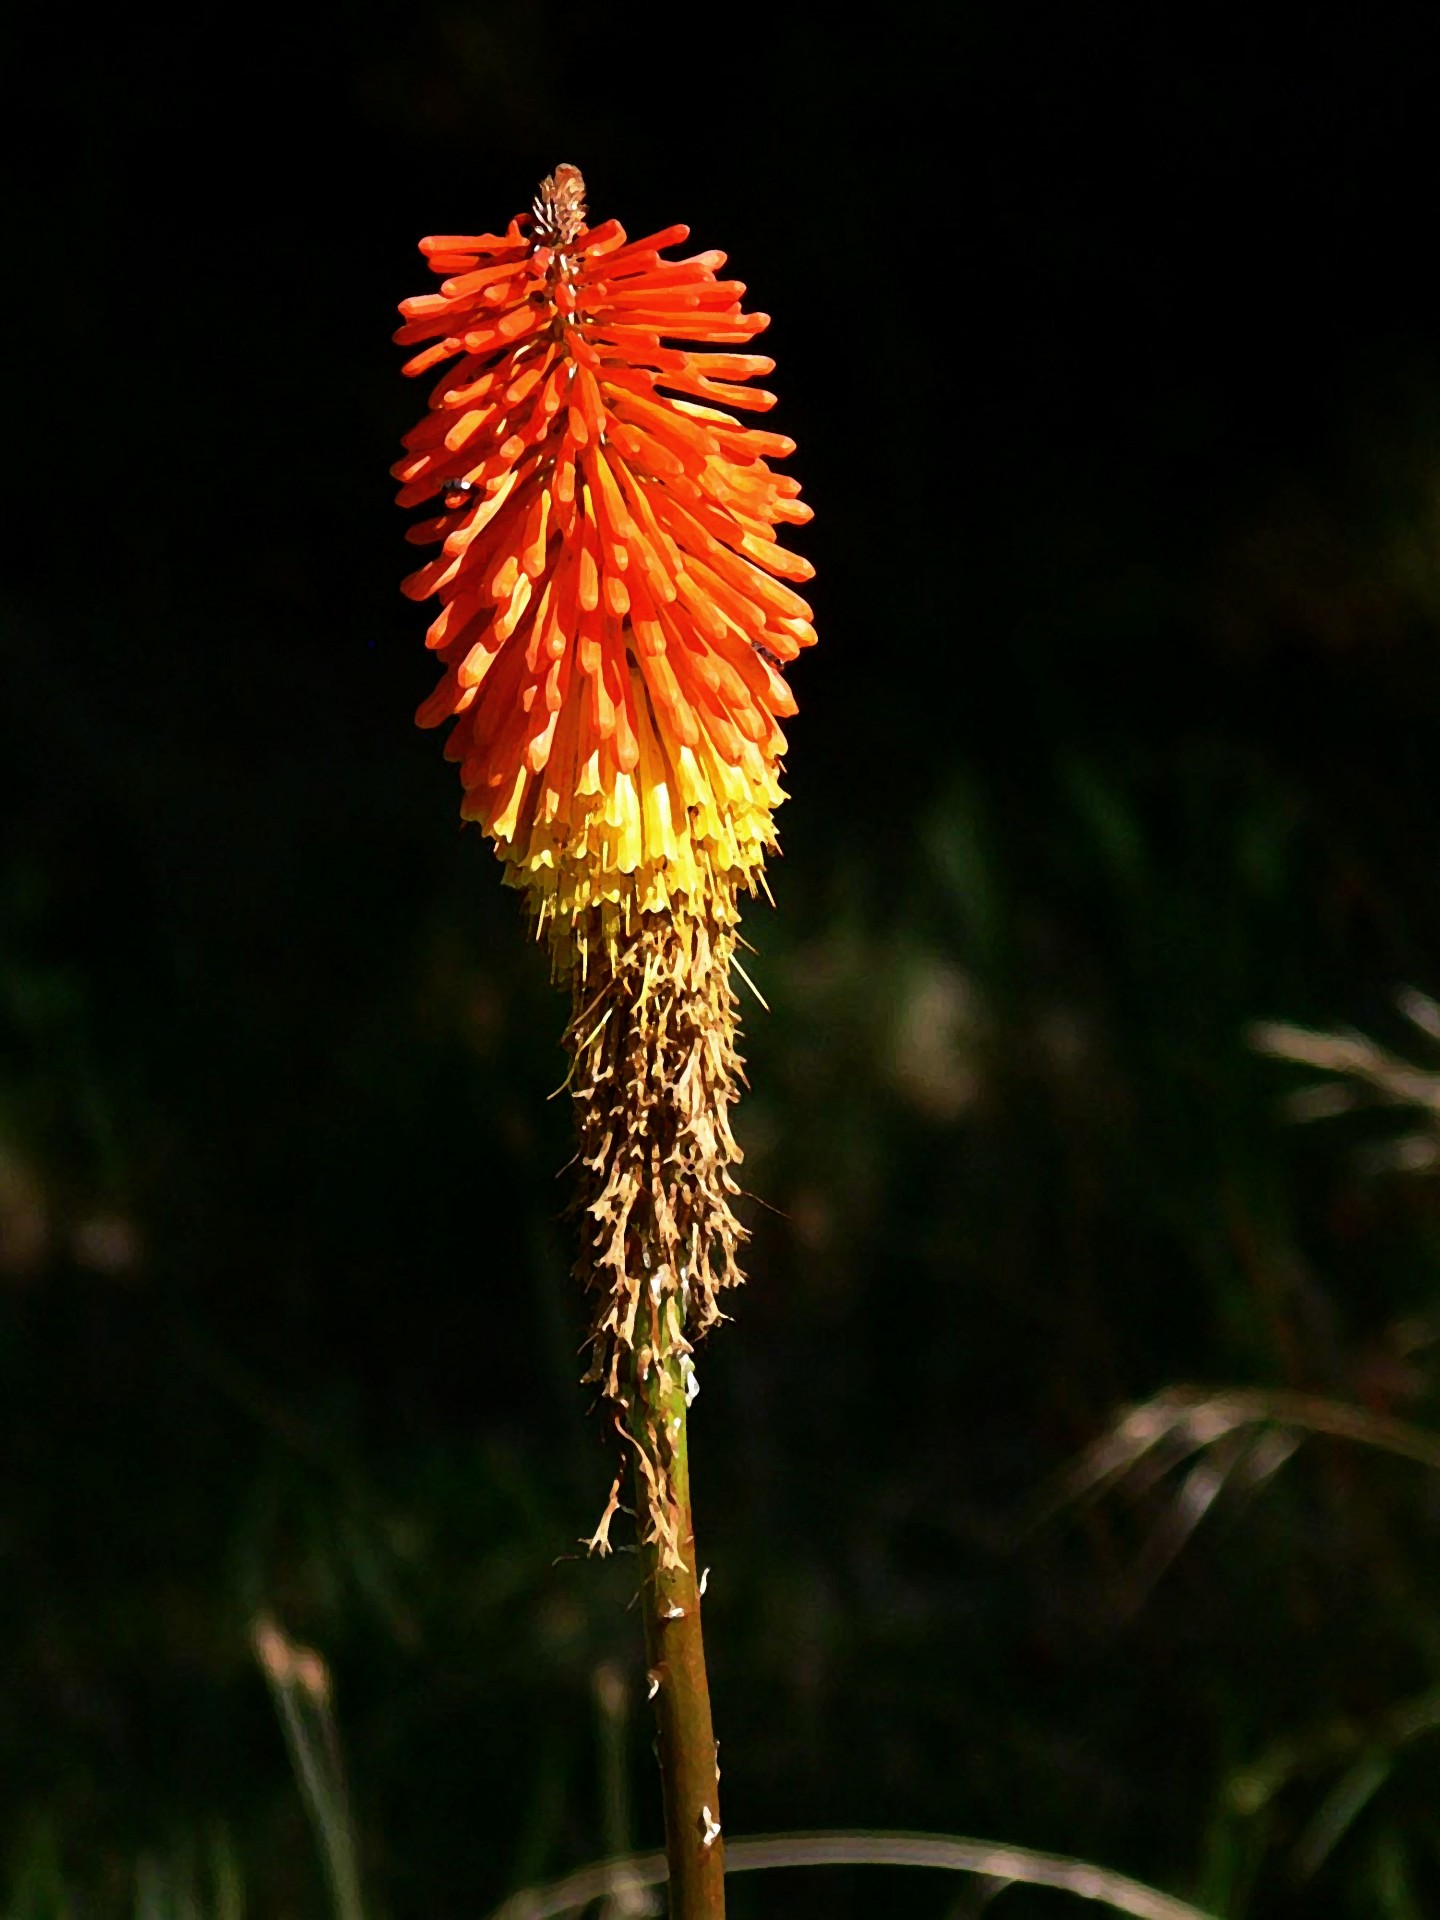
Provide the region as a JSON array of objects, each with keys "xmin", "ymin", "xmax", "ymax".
[{"xmin": 395, "ymin": 165, "xmax": 813, "ymax": 969}]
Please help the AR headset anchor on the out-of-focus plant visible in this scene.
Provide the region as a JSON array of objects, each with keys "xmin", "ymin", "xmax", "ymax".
[{"xmin": 1253, "ymin": 989, "xmax": 1440, "ymax": 1171}]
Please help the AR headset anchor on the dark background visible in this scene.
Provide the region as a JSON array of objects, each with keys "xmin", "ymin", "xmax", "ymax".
[{"xmin": 7, "ymin": 5, "xmax": 1440, "ymax": 1914}]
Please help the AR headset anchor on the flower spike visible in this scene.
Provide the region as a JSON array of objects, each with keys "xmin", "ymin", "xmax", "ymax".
[
  {"xmin": 395, "ymin": 163, "xmax": 814, "ymax": 978},
  {"xmin": 397, "ymin": 164, "xmax": 813, "ymax": 1920}
]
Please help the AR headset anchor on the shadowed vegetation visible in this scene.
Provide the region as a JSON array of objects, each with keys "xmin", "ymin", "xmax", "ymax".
[{"xmin": 7, "ymin": 6, "xmax": 1440, "ymax": 1915}]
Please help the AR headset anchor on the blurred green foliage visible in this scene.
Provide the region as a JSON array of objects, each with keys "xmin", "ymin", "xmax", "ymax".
[{"xmin": 8, "ymin": 5, "xmax": 1440, "ymax": 1915}]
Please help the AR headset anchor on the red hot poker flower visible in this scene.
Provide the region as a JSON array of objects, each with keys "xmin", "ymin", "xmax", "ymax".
[{"xmin": 394, "ymin": 165, "xmax": 814, "ymax": 971}]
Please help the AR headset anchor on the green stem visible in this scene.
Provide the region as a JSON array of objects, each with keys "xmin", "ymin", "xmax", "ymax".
[{"xmin": 630, "ymin": 1348, "xmax": 725, "ymax": 1919}]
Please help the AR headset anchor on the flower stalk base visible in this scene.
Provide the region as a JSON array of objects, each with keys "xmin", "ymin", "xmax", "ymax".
[{"xmin": 630, "ymin": 1349, "xmax": 725, "ymax": 1918}]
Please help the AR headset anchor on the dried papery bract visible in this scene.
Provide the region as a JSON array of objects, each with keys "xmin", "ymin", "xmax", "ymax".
[
  {"xmin": 395, "ymin": 164, "xmax": 813, "ymax": 1917},
  {"xmin": 568, "ymin": 905, "xmax": 745, "ymax": 1553}
]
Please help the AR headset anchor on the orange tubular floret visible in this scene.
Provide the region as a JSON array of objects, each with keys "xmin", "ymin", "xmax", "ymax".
[{"xmin": 396, "ymin": 166, "xmax": 812, "ymax": 967}]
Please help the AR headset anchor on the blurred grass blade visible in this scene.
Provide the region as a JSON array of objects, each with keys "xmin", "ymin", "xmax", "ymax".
[
  {"xmin": 1372, "ymin": 1823, "xmax": 1428, "ymax": 1920},
  {"xmin": 1291, "ymin": 1749, "xmax": 1392, "ymax": 1881},
  {"xmin": 1114, "ymin": 1430, "xmax": 1258, "ymax": 1619},
  {"xmin": 1229, "ymin": 1684, "xmax": 1440, "ymax": 1820},
  {"xmin": 1043, "ymin": 1385, "xmax": 1440, "ymax": 1529},
  {"xmin": 252, "ymin": 1614, "xmax": 365, "ymax": 1920},
  {"xmin": 1035, "ymin": 1385, "xmax": 1440, "ymax": 1618},
  {"xmin": 592, "ymin": 1664, "xmax": 657, "ymax": 1918},
  {"xmin": 487, "ymin": 1830, "xmax": 1221, "ymax": 1920}
]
